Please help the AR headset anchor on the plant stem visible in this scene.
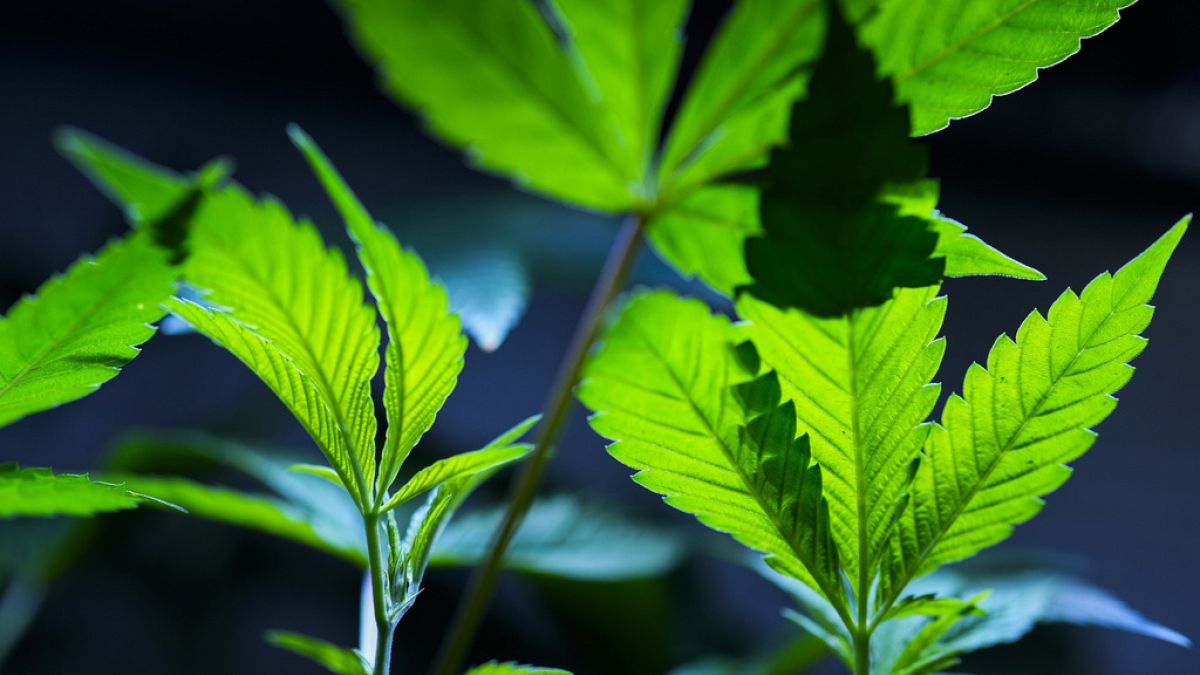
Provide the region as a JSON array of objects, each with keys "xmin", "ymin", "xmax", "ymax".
[
  {"xmin": 853, "ymin": 630, "xmax": 870, "ymax": 675},
  {"xmin": 364, "ymin": 513, "xmax": 394, "ymax": 675},
  {"xmin": 431, "ymin": 213, "xmax": 647, "ymax": 675}
]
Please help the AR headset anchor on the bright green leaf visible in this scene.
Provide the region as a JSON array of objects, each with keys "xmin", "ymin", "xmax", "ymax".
[
  {"xmin": 334, "ymin": 0, "xmax": 634, "ymax": 211},
  {"xmin": 657, "ymin": 0, "xmax": 824, "ymax": 197},
  {"xmin": 381, "ymin": 443, "xmax": 531, "ymax": 513},
  {"xmin": 169, "ymin": 182, "xmax": 380, "ymax": 505},
  {"xmin": 0, "ymin": 236, "xmax": 175, "ymax": 429},
  {"xmin": 880, "ymin": 218, "xmax": 1189, "ymax": 607},
  {"xmin": 737, "ymin": 284, "xmax": 945, "ymax": 602},
  {"xmin": 391, "ymin": 458, "xmax": 515, "ymax": 613},
  {"xmin": 862, "ymin": 0, "xmax": 1134, "ymax": 135},
  {"xmin": 0, "ymin": 465, "xmax": 152, "ymax": 519},
  {"xmin": 290, "ymin": 127, "xmax": 467, "ymax": 501},
  {"xmin": 547, "ymin": 0, "xmax": 689, "ymax": 193},
  {"xmin": 578, "ymin": 291, "xmax": 845, "ymax": 610},
  {"xmin": 266, "ymin": 630, "xmax": 370, "ymax": 675}
]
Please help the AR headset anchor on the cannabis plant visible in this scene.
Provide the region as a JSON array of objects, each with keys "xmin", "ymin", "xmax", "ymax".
[{"xmin": 2, "ymin": 0, "xmax": 1191, "ymax": 673}]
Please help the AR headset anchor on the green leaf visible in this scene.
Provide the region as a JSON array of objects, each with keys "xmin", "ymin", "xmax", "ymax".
[
  {"xmin": 430, "ymin": 495, "xmax": 687, "ymax": 581},
  {"xmin": 648, "ymin": 182, "xmax": 1041, "ymax": 297},
  {"xmin": 886, "ymin": 181, "xmax": 1045, "ymax": 281},
  {"xmin": 0, "ymin": 236, "xmax": 175, "ymax": 429},
  {"xmin": 871, "ymin": 554, "xmax": 1189, "ymax": 671},
  {"xmin": 54, "ymin": 127, "xmax": 232, "ymax": 228},
  {"xmin": 380, "ymin": 443, "xmax": 531, "ymax": 513},
  {"xmin": 881, "ymin": 218, "xmax": 1189, "ymax": 607},
  {"xmin": 391, "ymin": 458, "xmax": 515, "ymax": 613},
  {"xmin": 266, "ymin": 630, "xmax": 369, "ymax": 675},
  {"xmin": 334, "ymin": 0, "xmax": 634, "ymax": 211},
  {"xmin": 463, "ymin": 662, "xmax": 571, "ymax": 675},
  {"xmin": 107, "ymin": 473, "xmax": 365, "ymax": 566},
  {"xmin": 657, "ymin": 0, "xmax": 824, "ymax": 198},
  {"xmin": 862, "ymin": 0, "xmax": 1134, "ymax": 135},
  {"xmin": 546, "ymin": 0, "xmax": 689, "ymax": 192},
  {"xmin": 169, "ymin": 182, "xmax": 380, "ymax": 505},
  {"xmin": 55, "ymin": 128, "xmax": 232, "ymax": 260},
  {"xmin": 737, "ymin": 283, "xmax": 945, "ymax": 603},
  {"xmin": 578, "ymin": 291, "xmax": 845, "ymax": 610},
  {"xmin": 647, "ymin": 185, "xmax": 759, "ymax": 296},
  {"xmin": 290, "ymin": 127, "xmax": 467, "ymax": 501},
  {"xmin": 742, "ymin": 6, "xmax": 942, "ymax": 316},
  {"xmin": 108, "ymin": 431, "xmax": 366, "ymax": 564},
  {"xmin": 0, "ymin": 465, "xmax": 152, "ymax": 519}
]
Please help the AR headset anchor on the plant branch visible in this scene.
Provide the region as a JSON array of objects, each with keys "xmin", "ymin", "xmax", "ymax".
[
  {"xmin": 364, "ymin": 513, "xmax": 394, "ymax": 675},
  {"xmin": 431, "ymin": 213, "xmax": 648, "ymax": 675}
]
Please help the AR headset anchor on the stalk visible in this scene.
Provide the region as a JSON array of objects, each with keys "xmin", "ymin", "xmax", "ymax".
[
  {"xmin": 431, "ymin": 213, "xmax": 648, "ymax": 675},
  {"xmin": 364, "ymin": 513, "xmax": 394, "ymax": 675},
  {"xmin": 853, "ymin": 630, "xmax": 870, "ymax": 675}
]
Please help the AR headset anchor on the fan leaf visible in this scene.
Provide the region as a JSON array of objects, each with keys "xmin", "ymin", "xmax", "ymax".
[
  {"xmin": 0, "ymin": 236, "xmax": 175, "ymax": 429},
  {"xmin": 880, "ymin": 218, "xmax": 1188, "ymax": 606},
  {"xmin": 578, "ymin": 291, "xmax": 845, "ymax": 609},
  {"xmin": 290, "ymin": 128, "xmax": 467, "ymax": 501},
  {"xmin": 862, "ymin": 0, "xmax": 1135, "ymax": 135},
  {"xmin": 738, "ymin": 284, "xmax": 945, "ymax": 600},
  {"xmin": 170, "ymin": 184, "xmax": 380, "ymax": 505},
  {"xmin": 334, "ymin": 0, "xmax": 634, "ymax": 211},
  {"xmin": 547, "ymin": 0, "xmax": 689, "ymax": 195}
]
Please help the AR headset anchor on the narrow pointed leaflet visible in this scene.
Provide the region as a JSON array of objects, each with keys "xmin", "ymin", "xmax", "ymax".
[
  {"xmin": 289, "ymin": 127, "xmax": 467, "ymax": 503},
  {"xmin": 168, "ymin": 184, "xmax": 380, "ymax": 506},
  {"xmin": 880, "ymin": 219, "xmax": 1189, "ymax": 609}
]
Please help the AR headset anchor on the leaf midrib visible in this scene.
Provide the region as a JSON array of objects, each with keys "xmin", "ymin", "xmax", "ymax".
[
  {"xmin": 628, "ymin": 320, "xmax": 844, "ymax": 606},
  {"xmin": 886, "ymin": 289, "xmax": 1122, "ymax": 608},
  {"xmin": 662, "ymin": 0, "xmax": 819, "ymax": 181},
  {"xmin": 891, "ymin": 0, "xmax": 1040, "ymax": 84},
  {"xmin": 220, "ymin": 249, "xmax": 373, "ymax": 503}
]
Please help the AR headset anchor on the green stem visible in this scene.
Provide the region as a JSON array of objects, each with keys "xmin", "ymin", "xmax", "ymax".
[
  {"xmin": 364, "ymin": 513, "xmax": 394, "ymax": 675},
  {"xmin": 853, "ymin": 629, "xmax": 870, "ymax": 675},
  {"xmin": 431, "ymin": 213, "xmax": 648, "ymax": 675}
]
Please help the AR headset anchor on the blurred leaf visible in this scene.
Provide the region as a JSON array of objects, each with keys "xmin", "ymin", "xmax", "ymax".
[
  {"xmin": 657, "ymin": 0, "xmax": 823, "ymax": 198},
  {"xmin": 55, "ymin": 127, "xmax": 232, "ymax": 259},
  {"xmin": 335, "ymin": 0, "xmax": 635, "ymax": 211},
  {"xmin": 647, "ymin": 185, "xmax": 759, "ymax": 297},
  {"xmin": 168, "ymin": 180, "xmax": 381, "ymax": 506},
  {"xmin": 862, "ymin": 0, "xmax": 1133, "ymax": 135},
  {"xmin": 435, "ymin": 246, "xmax": 530, "ymax": 352},
  {"xmin": 742, "ymin": 6, "xmax": 941, "ymax": 316},
  {"xmin": 107, "ymin": 473, "xmax": 365, "ymax": 566},
  {"xmin": 463, "ymin": 662, "xmax": 570, "ymax": 675},
  {"xmin": 666, "ymin": 633, "xmax": 828, "ymax": 675},
  {"xmin": 0, "ymin": 465, "xmax": 155, "ymax": 519},
  {"xmin": 291, "ymin": 127, "xmax": 467, "ymax": 500},
  {"xmin": 547, "ymin": 0, "xmax": 690, "ymax": 192},
  {"xmin": 0, "ymin": 236, "xmax": 175, "ymax": 429},
  {"xmin": 870, "ymin": 555, "xmax": 1190, "ymax": 672},
  {"xmin": 109, "ymin": 432, "xmax": 365, "ymax": 561},
  {"xmin": 266, "ymin": 630, "xmax": 370, "ymax": 675},
  {"xmin": 430, "ymin": 495, "xmax": 687, "ymax": 581}
]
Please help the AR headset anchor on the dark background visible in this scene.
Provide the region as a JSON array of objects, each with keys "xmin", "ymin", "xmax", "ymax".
[{"xmin": 1, "ymin": 1, "xmax": 1197, "ymax": 673}]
